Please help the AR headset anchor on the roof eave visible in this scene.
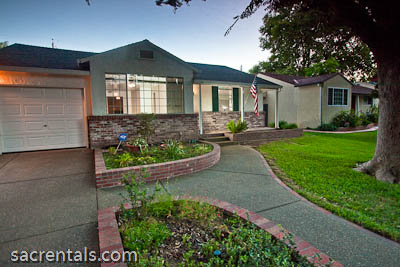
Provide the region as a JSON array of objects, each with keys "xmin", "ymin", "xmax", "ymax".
[
  {"xmin": 0, "ymin": 65, "xmax": 90, "ymax": 76},
  {"xmin": 194, "ymin": 79, "xmax": 281, "ymax": 89}
]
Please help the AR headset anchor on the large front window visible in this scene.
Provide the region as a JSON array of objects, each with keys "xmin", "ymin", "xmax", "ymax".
[
  {"xmin": 218, "ymin": 88, "xmax": 233, "ymax": 112},
  {"xmin": 328, "ymin": 88, "xmax": 348, "ymax": 106},
  {"xmin": 106, "ymin": 74, "xmax": 184, "ymax": 114}
]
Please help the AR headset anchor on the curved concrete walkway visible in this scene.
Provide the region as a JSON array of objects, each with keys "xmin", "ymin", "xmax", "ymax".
[
  {"xmin": 304, "ymin": 126, "xmax": 378, "ymax": 134},
  {"xmin": 98, "ymin": 145, "xmax": 400, "ymax": 267}
]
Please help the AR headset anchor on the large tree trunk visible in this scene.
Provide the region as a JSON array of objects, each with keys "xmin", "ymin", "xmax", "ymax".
[{"xmin": 359, "ymin": 58, "xmax": 400, "ymax": 184}]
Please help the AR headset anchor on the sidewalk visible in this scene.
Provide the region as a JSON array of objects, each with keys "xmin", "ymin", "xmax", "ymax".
[{"xmin": 97, "ymin": 145, "xmax": 400, "ymax": 267}]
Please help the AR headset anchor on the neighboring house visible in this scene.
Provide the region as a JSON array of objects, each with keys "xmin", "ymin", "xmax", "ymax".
[
  {"xmin": 0, "ymin": 40, "xmax": 280, "ymax": 154},
  {"xmin": 258, "ymin": 72, "xmax": 376, "ymax": 128}
]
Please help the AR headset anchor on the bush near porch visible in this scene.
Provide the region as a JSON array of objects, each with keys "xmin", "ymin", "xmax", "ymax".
[{"xmin": 258, "ymin": 131, "xmax": 400, "ymax": 242}]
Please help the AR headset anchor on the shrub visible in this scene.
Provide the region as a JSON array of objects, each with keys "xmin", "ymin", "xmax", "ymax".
[
  {"xmin": 163, "ymin": 139, "xmax": 185, "ymax": 160},
  {"xmin": 331, "ymin": 111, "xmax": 360, "ymax": 127},
  {"xmin": 226, "ymin": 120, "xmax": 248, "ymax": 133},
  {"xmin": 366, "ymin": 105, "xmax": 379, "ymax": 123},
  {"xmin": 317, "ymin": 123, "xmax": 337, "ymax": 131},
  {"xmin": 268, "ymin": 122, "xmax": 275, "ymax": 128},
  {"xmin": 136, "ymin": 113, "xmax": 155, "ymax": 142},
  {"xmin": 359, "ymin": 112, "xmax": 371, "ymax": 126},
  {"xmin": 278, "ymin": 121, "xmax": 298, "ymax": 129}
]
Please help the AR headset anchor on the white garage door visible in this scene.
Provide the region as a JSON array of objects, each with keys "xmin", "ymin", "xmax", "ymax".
[{"xmin": 0, "ymin": 87, "xmax": 86, "ymax": 153}]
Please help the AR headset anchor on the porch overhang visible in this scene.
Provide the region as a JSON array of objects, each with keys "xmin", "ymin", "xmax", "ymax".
[{"xmin": 193, "ymin": 79, "xmax": 281, "ymax": 90}]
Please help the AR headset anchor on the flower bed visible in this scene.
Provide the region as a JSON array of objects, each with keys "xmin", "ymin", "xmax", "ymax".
[
  {"xmin": 94, "ymin": 142, "xmax": 220, "ymax": 188},
  {"xmin": 98, "ymin": 196, "xmax": 342, "ymax": 267}
]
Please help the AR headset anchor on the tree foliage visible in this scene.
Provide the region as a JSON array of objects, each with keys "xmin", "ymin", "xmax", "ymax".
[
  {"xmin": 250, "ymin": 6, "xmax": 375, "ymax": 80},
  {"xmin": 0, "ymin": 41, "xmax": 8, "ymax": 49}
]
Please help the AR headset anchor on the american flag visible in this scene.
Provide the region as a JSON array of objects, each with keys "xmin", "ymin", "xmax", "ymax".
[{"xmin": 250, "ymin": 75, "xmax": 259, "ymax": 117}]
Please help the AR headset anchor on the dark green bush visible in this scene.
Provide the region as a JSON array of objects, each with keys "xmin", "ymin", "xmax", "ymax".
[
  {"xmin": 366, "ymin": 106, "xmax": 379, "ymax": 123},
  {"xmin": 359, "ymin": 112, "xmax": 371, "ymax": 126},
  {"xmin": 278, "ymin": 121, "xmax": 298, "ymax": 129},
  {"xmin": 332, "ymin": 111, "xmax": 361, "ymax": 127},
  {"xmin": 226, "ymin": 120, "xmax": 248, "ymax": 133},
  {"xmin": 317, "ymin": 123, "xmax": 337, "ymax": 131}
]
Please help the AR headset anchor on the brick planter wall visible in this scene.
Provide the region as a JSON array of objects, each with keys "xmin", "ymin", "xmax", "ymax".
[
  {"xmin": 225, "ymin": 128, "xmax": 303, "ymax": 143},
  {"xmin": 95, "ymin": 142, "xmax": 220, "ymax": 188},
  {"xmin": 88, "ymin": 114, "xmax": 199, "ymax": 149},
  {"xmin": 98, "ymin": 197, "xmax": 342, "ymax": 267},
  {"xmin": 202, "ymin": 111, "xmax": 265, "ymax": 133}
]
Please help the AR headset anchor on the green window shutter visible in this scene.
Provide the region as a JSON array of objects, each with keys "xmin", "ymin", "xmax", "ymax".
[
  {"xmin": 212, "ymin": 86, "xmax": 219, "ymax": 112},
  {"xmin": 233, "ymin": 88, "xmax": 239, "ymax": 111}
]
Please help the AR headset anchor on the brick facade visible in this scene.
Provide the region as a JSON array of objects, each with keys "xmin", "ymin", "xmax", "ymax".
[
  {"xmin": 88, "ymin": 114, "xmax": 199, "ymax": 148},
  {"xmin": 202, "ymin": 111, "xmax": 266, "ymax": 133},
  {"xmin": 225, "ymin": 128, "xmax": 303, "ymax": 143},
  {"xmin": 94, "ymin": 142, "xmax": 220, "ymax": 188}
]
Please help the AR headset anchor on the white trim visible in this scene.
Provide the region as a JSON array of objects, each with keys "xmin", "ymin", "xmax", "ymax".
[
  {"xmin": 0, "ymin": 65, "xmax": 89, "ymax": 76},
  {"xmin": 327, "ymin": 87, "xmax": 350, "ymax": 106},
  {"xmin": 199, "ymin": 84, "xmax": 203, "ymax": 135}
]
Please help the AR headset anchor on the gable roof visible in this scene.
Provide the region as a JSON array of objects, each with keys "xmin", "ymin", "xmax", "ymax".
[
  {"xmin": 260, "ymin": 72, "xmax": 352, "ymax": 87},
  {"xmin": 352, "ymin": 85, "xmax": 374, "ymax": 95},
  {"xmin": 191, "ymin": 63, "xmax": 279, "ymax": 88},
  {"xmin": 78, "ymin": 39, "xmax": 199, "ymax": 72},
  {"xmin": 261, "ymin": 72, "xmax": 305, "ymax": 85},
  {"xmin": 0, "ymin": 44, "xmax": 96, "ymax": 70}
]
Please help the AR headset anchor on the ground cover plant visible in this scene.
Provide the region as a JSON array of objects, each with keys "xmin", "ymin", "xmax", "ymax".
[
  {"xmin": 118, "ymin": 174, "xmax": 315, "ymax": 266},
  {"xmin": 104, "ymin": 141, "xmax": 212, "ymax": 169},
  {"xmin": 258, "ymin": 131, "xmax": 400, "ymax": 241}
]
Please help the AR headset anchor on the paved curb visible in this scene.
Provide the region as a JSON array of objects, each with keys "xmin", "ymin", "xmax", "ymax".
[
  {"xmin": 97, "ymin": 197, "xmax": 342, "ymax": 267},
  {"xmin": 304, "ymin": 126, "xmax": 378, "ymax": 134}
]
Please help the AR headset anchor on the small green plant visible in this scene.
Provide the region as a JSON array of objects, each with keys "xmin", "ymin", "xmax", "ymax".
[
  {"xmin": 119, "ymin": 171, "xmax": 162, "ymax": 219},
  {"xmin": 277, "ymin": 121, "xmax": 298, "ymax": 129},
  {"xmin": 163, "ymin": 140, "xmax": 185, "ymax": 160},
  {"xmin": 136, "ymin": 113, "xmax": 155, "ymax": 143},
  {"xmin": 108, "ymin": 146, "xmax": 117, "ymax": 154},
  {"xmin": 121, "ymin": 217, "xmax": 172, "ymax": 252},
  {"xmin": 129, "ymin": 137, "xmax": 149, "ymax": 152},
  {"xmin": 268, "ymin": 122, "xmax": 275, "ymax": 128},
  {"xmin": 317, "ymin": 123, "xmax": 337, "ymax": 131},
  {"xmin": 118, "ymin": 152, "xmax": 133, "ymax": 167},
  {"xmin": 226, "ymin": 120, "xmax": 248, "ymax": 133}
]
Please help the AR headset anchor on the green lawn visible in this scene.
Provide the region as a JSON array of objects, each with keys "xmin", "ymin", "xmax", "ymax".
[{"xmin": 258, "ymin": 131, "xmax": 400, "ymax": 242}]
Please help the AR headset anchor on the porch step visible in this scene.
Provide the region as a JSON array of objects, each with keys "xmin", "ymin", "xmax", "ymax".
[
  {"xmin": 200, "ymin": 133, "xmax": 225, "ymax": 138},
  {"xmin": 215, "ymin": 140, "xmax": 238, "ymax": 147},
  {"xmin": 200, "ymin": 136, "xmax": 230, "ymax": 143}
]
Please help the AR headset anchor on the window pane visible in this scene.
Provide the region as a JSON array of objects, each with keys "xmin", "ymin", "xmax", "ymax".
[
  {"xmin": 106, "ymin": 74, "xmax": 127, "ymax": 114},
  {"xmin": 333, "ymin": 89, "xmax": 343, "ymax": 105},
  {"xmin": 343, "ymin": 89, "xmax": 348, "ymax": 105},
  {"xmin": 328, "ymin": 88, "xmax": 333, "ymax": 105},
  {"xmin": 218, "ymin": 88, "xmax": 232, "ymax": 112}
]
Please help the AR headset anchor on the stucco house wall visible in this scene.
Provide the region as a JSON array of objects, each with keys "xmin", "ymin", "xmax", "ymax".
[
  {"xmin": 296, "ymin": 85, "xmax": 321, "ymax": 128},
  {"xmin": 86, "ymin": 42, "xmax": 195, "ymax": 115},
  {"xmin": 258, "ymin": 74, "xmax": 298, "ymax": 126},
  {"xmin": 322, "ymin": 75, "xmax": 352, "ymax": 124}
]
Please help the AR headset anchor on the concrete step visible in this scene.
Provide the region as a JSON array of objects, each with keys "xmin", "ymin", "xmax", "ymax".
[
  {"xmin": 200, "ymin": 136, "xmax": 230, "ymax": 142},
  {"xmin": 215, "ymin": 140, "xmax": 238, "ymax": 147},
  {"xmin": 200, "ymin": 133, "xmax": 225, "ymax": 138}
]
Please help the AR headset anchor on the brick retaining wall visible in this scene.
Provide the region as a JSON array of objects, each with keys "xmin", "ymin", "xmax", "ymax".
[
  {"xmin": 88, "ymin": 114, "xmax": 199, "ymax": 149},
  {"xmin": 95, "ymin": 142, "xmax": 220, "ymax": 188},
  {"xmin": 225, "ymin": 128, "xmax": 303, "ymax": 143},
  {"xmin": 202, "ymin": 111, "xmax": 265, "ymax": 133},
  {"xmin": 98, "ymin": 197, "xmax": 342, "ymax": 267}
]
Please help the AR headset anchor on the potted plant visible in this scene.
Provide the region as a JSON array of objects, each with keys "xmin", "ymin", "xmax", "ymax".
[{"xmin": 126, "ymin": 137, "xmax": 148, "ymax": 153}]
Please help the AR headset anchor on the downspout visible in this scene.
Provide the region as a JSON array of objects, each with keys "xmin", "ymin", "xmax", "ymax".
[
  {"xmin": 319, "ymin": 83, "xmax": 323, "ymax": 125},
  {"xmin": 199, "ymin": 84, "xmax": 203, "ymax": 135}
]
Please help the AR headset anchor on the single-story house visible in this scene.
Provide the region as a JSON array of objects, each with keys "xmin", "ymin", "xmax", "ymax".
[
  {"xmin": 258, "ymin": 72, "xmax": 377, "ymax": 128},
  {"xmin": 0, "ymin": 40, "xmax": 281, "ymax": 154}
]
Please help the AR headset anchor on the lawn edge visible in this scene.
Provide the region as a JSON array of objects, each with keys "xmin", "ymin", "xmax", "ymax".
[{"xmin": 252, "ymin": 146, "xmax": 400, "ymax": 246}]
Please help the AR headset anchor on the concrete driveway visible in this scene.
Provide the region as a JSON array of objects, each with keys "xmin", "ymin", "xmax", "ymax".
[{"xmin": 0, "ymin": 149, "xmax": 98, "ymax": 266}]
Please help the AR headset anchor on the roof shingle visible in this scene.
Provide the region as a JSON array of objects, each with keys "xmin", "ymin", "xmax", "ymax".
[{"xmin": 0, "ymin": 44, "xmax": 96, "ymax": 70}]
